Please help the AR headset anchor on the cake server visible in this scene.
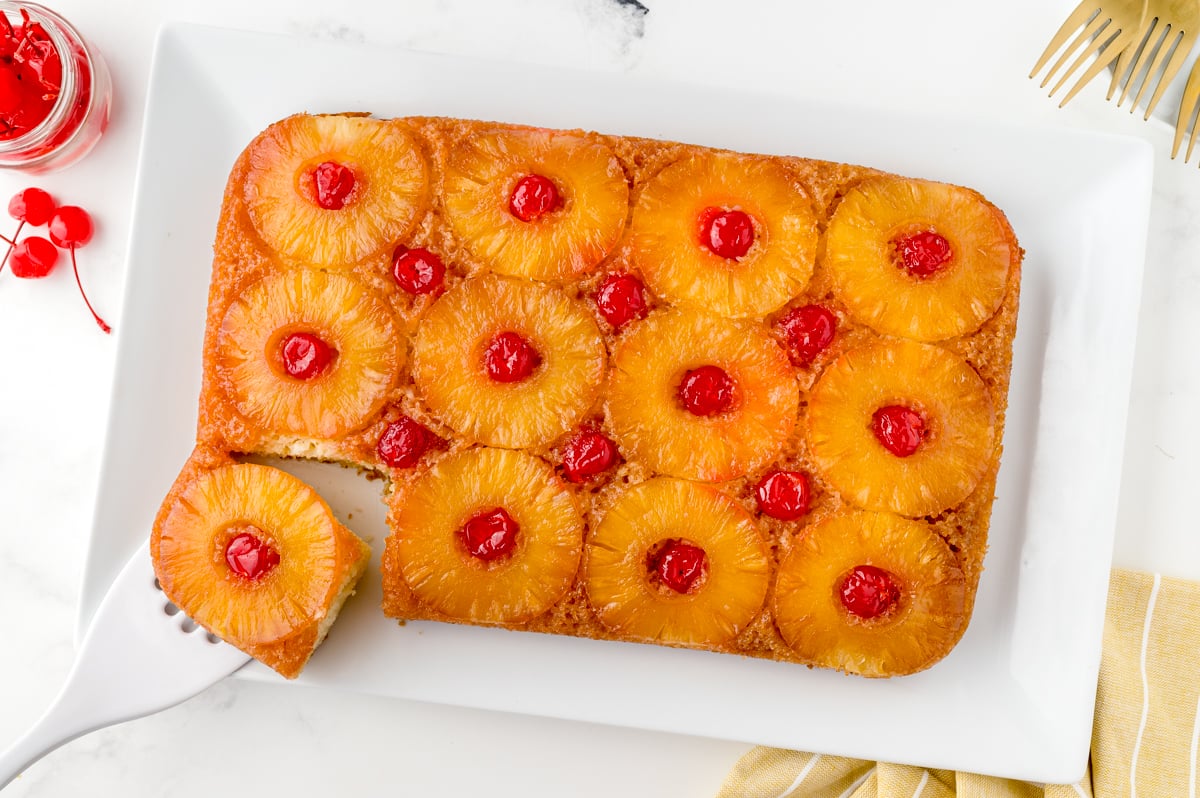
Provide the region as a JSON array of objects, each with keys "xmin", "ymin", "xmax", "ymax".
[{"xmin": 0, "ymin": 543, "xmax": 250, "ymax": 789}]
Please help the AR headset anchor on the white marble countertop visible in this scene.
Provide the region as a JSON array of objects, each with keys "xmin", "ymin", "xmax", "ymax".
[{"xmin": 1, "ymin": 1, "xmax": 1198, "ymax": 794}]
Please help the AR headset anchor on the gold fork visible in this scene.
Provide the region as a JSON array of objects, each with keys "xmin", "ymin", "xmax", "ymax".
[
  {"xmin": 1108, "ymin": 0, "xmax": 1200, "ymax": 119},
  {"xmin": 1031, "ymin": 0, "xmax": 1149, "ymax": 106}
]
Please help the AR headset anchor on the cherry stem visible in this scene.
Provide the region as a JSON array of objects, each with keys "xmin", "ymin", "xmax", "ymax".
[
  {"xmin": 0, "ymin": 219, "xmax": 24, "ymax": 275},
  {"xmin": 70, "ymin": 246, "xmax": 111, "ymax": 334}
]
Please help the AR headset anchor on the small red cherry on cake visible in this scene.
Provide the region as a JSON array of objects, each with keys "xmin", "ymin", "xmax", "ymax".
[
  {"xmin": 698, "ymin": 207, "xmax": 755, "ymax": 259},
  {"xmin": 9, "ymin": 235, "xmax": 58, "ymax": 278},
  {"xmin": 754, "ymin": 469, "xmax": 810, "ymax": 521},
  {"xmin": 840, "ymin": 565, "xmax": 901, "ymax": 620},
  {"xmin": 47, "ymin": 204, "xmax": 110, "ymax": 334},
  {"xmin": 872, "ymin": 404, "xmax": 926, "ymax": 457},
  {"xmin": 279, "ymin": 331, "xmax": 336, "ymax": 379},
  {"xmin": 311, "ymin": 161, "xmax": 356, "ymax": 210},
  {"xmin": 776, "ymin": 304, "xmax": 837, "ymax": 366},
  {"xmin": 224, "ymin": 528, "xmax": 281, "ymax": 581},
  {"xmin": 561, "ymin": 429, "xmax": 619, "ymax": 482},
  {"xmin": 594, "ymin": 272, "xmax": 649, "ymax": 330},
  {"xmin": 509, "ymin": 174, "xmax": 561, "ymax": 222},
  {"xmin": 392, "ymin": 247, "xmax": 446, "ymax": 295},
  {"xmin": 460, "ymin": 507, "xmax": 519, "ymax": 561},
  {"xmin": 678, "ymin": 365, "xmax": 735, "ymax": 416},
  {"xmin": 484, "ymin": 330, "xmax": 542, "ymax": 383},
  {"xmin": 377, "ymin": 415, "xmax": 433, "ymax": 469},
  {"xmin": 894, "ymin": 230, "xmax": 952, "ymax": 278},
  {"xmin": 651, "ymin": 539, "xmax": 709, "ymax": 594}
]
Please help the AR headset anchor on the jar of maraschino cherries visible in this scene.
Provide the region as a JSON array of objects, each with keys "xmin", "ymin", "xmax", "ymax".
[{"xmin": 0, "ymin": 2, "xmax": 110, "ymax": 173}]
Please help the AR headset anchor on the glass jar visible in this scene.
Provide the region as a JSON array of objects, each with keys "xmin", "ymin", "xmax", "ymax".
[{"xmin": 0, "ymin": 2, "xmax": 111, "ymax": 173}]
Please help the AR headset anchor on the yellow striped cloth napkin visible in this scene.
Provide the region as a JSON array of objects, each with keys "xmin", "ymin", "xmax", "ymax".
[{"xmin": 716, "ymin": 570, "xmax": 1200, "ymax": 798}]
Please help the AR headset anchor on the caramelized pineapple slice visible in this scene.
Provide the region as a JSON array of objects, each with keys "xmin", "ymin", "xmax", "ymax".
[
  {"xmin": 806, "ymin": 340, "xmax": 995, "ymax": 517},
  {"xmin": 215, "ymin": 268, "xmax": 403, "ymax": 440},
  {"xmin": 773, "ymin": 510, "xmax": 966, "ymax": 677},
  {"xmin": 629, "ymin": 152, "xmax": 818, "ymax": 318},
  {"xmin": 244, "ymin": 114, "xmax": 430, "ymax": 266},
  {"xmin": 443, "ymin": 128, "xmax": 629, "ymax": 281},
  {"xmin": 825, "ymin": 176, "xmax": 1017, "ymax": 341},
  {"xmin": 384, "ymin": 447, "xmax": 583, "ymax": 624},
  {"xmin": 585, "ymin": 478, "xmax": 769, "ymax": 646},
  {"xmin": 607, "ymin": 308, "xmax": 797, "ymax": 482},
  {"xmin": 412, "ymin": 274, "xmax": 606, "ymax": 449}
]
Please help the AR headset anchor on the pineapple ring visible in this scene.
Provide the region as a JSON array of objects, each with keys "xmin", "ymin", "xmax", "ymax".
[
  {"xmin": 825, "ymin": 176, "xmax": 1017, "ymax": 341},
  {"xmin": 807, "ymin": 340, "xmax": 995, "ymax": 517},
  {"xmin": 443, "ymin": 128, "xmax": 629, "ymax": 281},
  {"xmin": 607, "ymin": 308, "xmax": 798, "ymax": 481},
  {"xmin": 584, "ymin": 478, "xmax": 770, "ymax": 646},
  {"xmin": 154, "ymin": 464, "xmax": 340, "ymax": 648},
  {"xmin": 385, "ymin": 447, "xmax": 583, "ymax": 624},
  {"xmin": 216, "ymin": 269, "xmax": 404, "ymax": 439},
  {"xmin": 773, "ymin": 510, "xmax": 966, "ymax": 677},
  {"xmin": 629, "ymin": 152, "xmax": 818, "ymax": 318},
  {"xmin": 245, "ymin": 114, "xmax": 430, "ymax": 267},
  {"xmin": 412, "ymin": 274, "xmax": 607, "ymax": 449}
]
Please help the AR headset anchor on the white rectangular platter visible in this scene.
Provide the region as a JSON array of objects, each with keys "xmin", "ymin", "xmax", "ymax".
[{"xmin": 81, "ymin": 22, "xmax": 1153, "ymax": 783}]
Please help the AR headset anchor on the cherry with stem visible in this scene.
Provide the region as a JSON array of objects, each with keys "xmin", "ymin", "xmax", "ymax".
[{"xmin": 48, "ymin": 204, "xmax": 110, "ymax": 334}]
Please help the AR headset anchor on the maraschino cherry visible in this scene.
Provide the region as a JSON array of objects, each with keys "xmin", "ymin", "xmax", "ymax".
[
  {"xmin": 561, "ymin": 428, "xmax": 619, "ymax": 482},
  {"xmin": 651, "ymin": 539, "xmax": 709, "ymax": 594},
  {"xmin": 484, "ymin": 331, "xmax": 542, "ymax": 382},
  {"xmin": 48, "ymin": 204, "xmax": 110, "ymax": 334},
  {"xmin": 840, "ymin": 565, "xmax": 901, "ymax": 620},
  {"xmin": 1, "ymin": 190, "xmax": 111, "ymax": 334},
  {"xmin": 594, "ymin": 272, "xmax": 648, "ymax": 330},
  {"xmin": 392, "ymin": 247, "xmax": 446, "ymax": 295},
  {"xmin": 699, "ymin": 207, "xmax": 755, "ymax": 259},
  {"xmin": 678, "ymin": 365, "xmax": 736, "ymax": 416},
  {"xmin": 895, "ymin": 230, "xmax": 953, "ymax": 278},
  {"xmin": 460, "ymin": 507, "xmax": 519, "ymax": 561},
  {"xmin": 509, "ymin": 174, "xmax": 561, "ymax": 222},
  {"xmin": 377, "ymin": 415, "xmax": 434, "ymax": 469},
  {"xmin": 776, "ymin": 305, "xmax": 837, "ymax": 366},
  {"xmin": 754, "ymin": 469, "xmax": 810, "ymax": 521},
  {"xmin": 872, "ymin": 405, "xmax": 926, "ymax": 457},
  {"xmin": 225, "ymin": 530, "xmax": 281, "ymax": 581}
]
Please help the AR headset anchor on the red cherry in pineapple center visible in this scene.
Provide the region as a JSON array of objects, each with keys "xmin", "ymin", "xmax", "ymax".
[
  {"xmin": 651, "ymin": 539, "xmax": 709, "ymax": 594},
  {"xmin": 561, "ymin": 429, "xmax": 619, "ymax": 482},
  {"xmin": 509, "ymin": 174, "xmax": 561, "ymax": 222},
  {"xmin": 224, "ymin": 528, "xmax": 281, "ymax": 581},
  {"xmin": 872, "ymin": 404, "xmax": 926, "ymax": 457},
  {"xmin": 392, "ymin": 247, "xmax": 446, "ymax": 295},
  {"xmin": 777, "ymin": 304, "xmax": 837, "ymax": 365},
  {"xmin": 484, "ymin": 331, "xmax": 542, "ymax": 383},
  {"xmin": 594, "ymin": 272, "xmax": 649, "ymax": 330},
  {"xmin": 754, "ymin": 470, "xmax": 810, "ymax": 521},
  {"xmin": 678, "ymin": 365, "xmax": 735, "ymax": 416},
  {"xmin": 840, "ymin": 565, "xmax": 901, "ymax": 620},
  {"xmin": 312, "ymin": 161, "xmax": 356, "ymax": 210},
  {"xmin": 895, "ymin": 230, "xmax": 952, "ymax": 277},
  {"xmin": 699, "ymin": 207, "xmax": 755, "ymax": 259},
  {"xmin": 377, "ymin": 416, "xmax": 432, "ymax": 469},
  {"xmin": 460, "ymin": 507, "xmax": 519, "ymax": 561},
  {"xmin": 279, "ymin": 331, "xmax": 337, "ymax": 380}
]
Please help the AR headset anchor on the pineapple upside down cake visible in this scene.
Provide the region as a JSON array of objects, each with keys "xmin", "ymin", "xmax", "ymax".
[{"xmin": 151, "ymin": 113, "xmax": 1021, "ymax": 680}]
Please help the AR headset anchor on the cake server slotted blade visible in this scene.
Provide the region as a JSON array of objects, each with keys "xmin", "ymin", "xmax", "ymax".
[{"xmin": 0, "ymin": 543, "xmax": 250, "ymax": 788}]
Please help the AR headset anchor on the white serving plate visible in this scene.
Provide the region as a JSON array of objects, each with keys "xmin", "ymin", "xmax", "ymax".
[{"xmin": 82, "ymin": 22, "xmax": 1153, "ymax": 783}]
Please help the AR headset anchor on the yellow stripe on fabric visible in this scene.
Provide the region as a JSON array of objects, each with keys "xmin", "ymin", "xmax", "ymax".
[
  {"xmin": 875, "ymin": 764, "xmax": 954, "ymax": 798},
  {"xmin": 1092, "ymin": 570, "xmax": 1157, "ymax": 798},
  {"xmin": 714, "ymin": 748, "xmax": 873, "ymax": 798},
  {"xmin": 1123, "ymin": 574, "xmax": 1200, "ymax": 797},
  {"xmin": 955, "ymin": 771, "xmax": 1043, "ymax": 797}
]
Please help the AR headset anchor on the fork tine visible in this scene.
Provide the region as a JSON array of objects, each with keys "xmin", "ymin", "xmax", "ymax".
[
  {"xmin": 1031, "ymin": 2, "xmax": 1103, "ymax": 78},
  {"xmin": 1142, "ymin": 28, "xmax": 1199, "ymax": 120},
  {"xmin": 1123, "ymin": 20, "xmax": 1171, "ymax": 108},
  {"xmin": 1053, "ymin": 22, "xmax": 1131, "ymax": 102},
  {"xmin": 1111, "ymin": 16, "xmax": 1160, "ymax": 105},
  {"xmin": 1172, "ymin": 57, "xmax": 1200, "ymax": 158},
  {"xmin": 1043, "ymin": 12, "xmax": 1112, "ymax": 90}
]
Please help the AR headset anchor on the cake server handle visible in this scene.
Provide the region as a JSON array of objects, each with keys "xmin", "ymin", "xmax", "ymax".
[{"xmin": 0, "ymin": 543, "xmax": 250, "ymax": 789}]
